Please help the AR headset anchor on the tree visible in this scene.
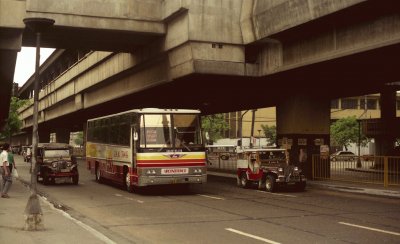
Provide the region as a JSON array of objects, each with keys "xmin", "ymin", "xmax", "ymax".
[
  {"xmin": 261, "ymin": 124, "xmax": 276, "ymax": 146},
  {"xmin": 201, "ymin": 114, "xmax": 229, "ymax": 143},
  {"xmin": 0, "ymin": 97, "xmax": 30, "ymax": 142},
  {"xmin": 330, "ymin": 116, "xmax": 369, "ymax": 151},
  {"xmin": 74, "ymin": 131, "xmax": 84, "ymax": 147}
]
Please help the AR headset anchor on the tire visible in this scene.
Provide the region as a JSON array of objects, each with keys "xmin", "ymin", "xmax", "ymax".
[
  {"xmin": 43, "ymin": 171, "xmax": 51, "ymax": 185},
  {"xmin": 296, "ymin": 181, "xmax": 306, "ymax": 191},
  {"xmin": 125, "ymin": 171, "xmax": 133, "ymax": 193},
  {"xmin": 239, "ymin": 172, "xmax": 248, "ymax": 188},
  {"xmin": 265, "ymin": 175, "xmax": 276, "ymax": 192},
  {"xmin": 95, "ymin": 165, "xmax": 103, "ymax": 183}
]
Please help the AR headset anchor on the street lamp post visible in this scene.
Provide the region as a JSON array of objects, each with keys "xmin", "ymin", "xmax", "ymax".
[
  {"xmin": 357, "ymin": 119, "xmax": 362, "ymax": 168},
  {"xmin": 23, "ymin": 17, "xmax": 54, "ymax": 231},
  {"xmin": 258, "ymin": 129, "xmax": 261, "ymax": 148}
]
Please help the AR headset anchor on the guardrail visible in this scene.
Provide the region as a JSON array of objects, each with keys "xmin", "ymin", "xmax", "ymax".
[{"xmin": 312, "ymin": 155, "xmax": 400, "ymax": 187}]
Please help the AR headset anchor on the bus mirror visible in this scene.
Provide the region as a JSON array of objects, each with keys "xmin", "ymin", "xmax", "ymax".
[
  {"xmin": 205, "ymin": 132, "xmax": 210, "ymax": 141},
  {"xmin": 133, "ymin": 131, "xmax": 138, "ymax": 141}
]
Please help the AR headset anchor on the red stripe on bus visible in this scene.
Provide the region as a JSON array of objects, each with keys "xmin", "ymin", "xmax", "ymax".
[
  {"xmin": 137, "ymin": 159, "xmax": 205, "ymax": 163},
  {"xmin": 137, "ymin": 162, "xmax": 205, "ymax": 167}
]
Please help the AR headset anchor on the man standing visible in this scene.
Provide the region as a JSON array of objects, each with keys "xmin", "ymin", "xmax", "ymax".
[{"xmin": 0, "ymin": 143, "xmax": 12, "ymax": 198}]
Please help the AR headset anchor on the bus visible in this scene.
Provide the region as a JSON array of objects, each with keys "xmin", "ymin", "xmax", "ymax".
[{"xmin": 86, "ymin": 108, "xmax": 207, "ymax": 192}]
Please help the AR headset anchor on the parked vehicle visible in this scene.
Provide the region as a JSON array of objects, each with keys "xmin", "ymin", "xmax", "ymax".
[
  {"xmin": 330, "ymin": 151, "xmax": 356, "ymax": 161},
  {"xmin": 36, "ymin": 143, "xmax": 79, "ymax": 185},
  {"xmin": 236, "ymin": 148, "xmax": 306, "ymax": 192}
]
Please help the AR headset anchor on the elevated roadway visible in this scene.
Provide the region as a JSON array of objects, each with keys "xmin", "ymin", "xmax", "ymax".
[{"xmin": 1, "ymin": 0, "xmax": 399, "ymax": 162}]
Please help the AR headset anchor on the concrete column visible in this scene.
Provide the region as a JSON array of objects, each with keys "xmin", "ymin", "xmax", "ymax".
[
  {"xmin": 276, "ymin": 94, "xmax": 331, "ymax": 179},
  {"xmin": 375, "ymin": 86, "xmax": 398, "ymax": 155},
  {"xmin": 54, "ymin": 128, "xmax": 70, "ymax": 144}
]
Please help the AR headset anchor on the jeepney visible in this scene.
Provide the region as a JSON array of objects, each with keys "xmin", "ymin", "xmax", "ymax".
[
  {"xmin": 37, "ymin": 143, "xmax": 79, "ymax": 185},
  {"xmin": 236, "ymin": 148, "xmax": 306, "ymax": 192}
]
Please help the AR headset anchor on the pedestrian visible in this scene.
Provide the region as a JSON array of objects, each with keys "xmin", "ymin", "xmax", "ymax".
[
  {"xmin": 0, "ymin": 143, "xmax": 12, "ymax": 198},
  {"xmin": 8, "ymin": 146, "xmax": 16, "ymax": 174}
]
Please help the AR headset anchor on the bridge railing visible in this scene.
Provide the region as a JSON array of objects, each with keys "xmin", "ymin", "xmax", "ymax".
[{"xmin": 312, "ymin": 155, "xmax": 400, "ymax": 187}]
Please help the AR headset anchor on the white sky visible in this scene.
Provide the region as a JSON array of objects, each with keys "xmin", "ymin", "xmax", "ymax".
[{"xmin": 14, "ymin": 47, "xmax": 55, "ymax": 87}]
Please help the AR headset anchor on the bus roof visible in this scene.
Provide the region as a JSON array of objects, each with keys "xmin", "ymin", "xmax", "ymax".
[{"xmin": 87, "ymin": 108, "xmax": 201, "ymax": 122}]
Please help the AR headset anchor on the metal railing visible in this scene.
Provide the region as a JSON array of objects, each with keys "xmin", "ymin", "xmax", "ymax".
[{"xmin": 312, "ymin": 155, "xmax": 400, "ymax": 187}]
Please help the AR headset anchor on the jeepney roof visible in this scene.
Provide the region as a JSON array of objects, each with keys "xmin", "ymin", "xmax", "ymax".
[
  {"xmin": 242, "ymin": 148, "xmax": 285, "ymax": 153},
  {"xmin": 37, "ymin": 143, "xmax": 71, "ymax": 149},
  {"xmin": 205, "ymin": 145, "xmax": 236, "ymax": 148}
]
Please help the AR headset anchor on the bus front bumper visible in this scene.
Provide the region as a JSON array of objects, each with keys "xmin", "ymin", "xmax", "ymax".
[{"xmin": 138, "ymin": 174, "xmax": 207, "ymax": 186}]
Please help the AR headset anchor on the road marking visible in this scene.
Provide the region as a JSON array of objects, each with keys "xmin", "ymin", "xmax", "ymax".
[
  {"xmin": 197, "ymin": 194, "xmax": 224, "ymax": 200},
  {"xmin": 124, "ymin": 197, "xmax": 144, "ymax": 203},
  {"xmin": 225, "ymin": 228, "xmax": 281, "ymax": 244},
  {"xmin": 339, "ymin": 222, "xmax": 400, "ymax": 236},
  {"xmin": 114, "ymin": 193, "xmax": 123, "ymax": 197},
  {"xmin": 256, "ymin": 190, "xmax": 296, "ymax": 198}
]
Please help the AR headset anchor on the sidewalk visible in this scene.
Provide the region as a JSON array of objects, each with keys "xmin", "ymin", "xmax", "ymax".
[
  {"xmin": 0, "ymin": 179, "xmax": 111, "ymax": 244},
  {"xmin": 207, "ymin": 169, "xmax": 400, "ymax": 199}
]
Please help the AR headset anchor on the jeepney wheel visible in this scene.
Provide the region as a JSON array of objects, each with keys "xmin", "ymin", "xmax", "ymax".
[
  {"xmin": 95, "ymin": 165, "xmax": 103, "ymax": 183},
  {"xmin": 239, "ymin": 172, "xmax": 248, "ymax": 188},
  {"xmin": 265, "ymin": 175, "xmax": 276, "ymax": 192},
  {"xmin": 296, "ymin": 181, "xmax": 306, "ymax": 191}
]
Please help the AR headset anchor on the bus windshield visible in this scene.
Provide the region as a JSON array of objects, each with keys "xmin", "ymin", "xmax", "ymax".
[{"xmin": 140, "ymin": 114, "xmax": 202, "ymax": 150}]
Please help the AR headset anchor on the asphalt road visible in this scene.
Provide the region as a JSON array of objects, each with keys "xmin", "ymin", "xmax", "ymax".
[{"xmin": 15, "ymin": 155, "xmax": 400, "ymax": 244}]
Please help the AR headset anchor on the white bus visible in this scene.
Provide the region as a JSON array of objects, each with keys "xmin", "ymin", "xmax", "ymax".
[{"xmin": 86, "ymin": 108, "xmax": 207, "ymax": 192}]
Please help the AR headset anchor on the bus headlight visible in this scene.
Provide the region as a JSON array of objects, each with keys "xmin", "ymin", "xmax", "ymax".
[
  {"xmin": 146, "ymin": 170, "xmax": 156, "ymax": 175},
  {"xmin": 194, "ymin": 169, "xmax": 202, "ymax": 174},
  {"xmin": 294, "ymin": 167, "xmax": 299, "ymax": 171},
  {"xmin": 52, "ymin": 162, "xmax": 58, "ymax": 168},
  {"xmin": 278, "ymin": 167, "xmax": 283, "ymax": 172}
]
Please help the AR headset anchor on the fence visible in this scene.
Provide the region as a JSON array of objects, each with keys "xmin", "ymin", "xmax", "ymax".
[{"xmin": 312, "ymin": 155, "xmax": 400, "ymax": 187}]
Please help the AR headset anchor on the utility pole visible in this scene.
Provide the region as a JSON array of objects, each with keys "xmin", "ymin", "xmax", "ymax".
[{"xmin": 23, "ymin": 17, "xmax": 55, "ymax": 231}]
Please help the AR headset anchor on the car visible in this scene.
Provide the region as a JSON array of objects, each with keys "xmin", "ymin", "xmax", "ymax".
[
  {"xmin": 36, "ymin": 143, "xmax": 79, "ymax": 185},
  {"xmin": 236, "ymin": 148, "xmax": 306, "ymax": 192},
  {"xmin": 330, "ymin": 151, "xmax": 356, "ymax": 161}
]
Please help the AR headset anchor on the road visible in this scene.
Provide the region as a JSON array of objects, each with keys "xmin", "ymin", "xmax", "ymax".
[{"xmin": 15, "ymin": 155, "xmax": 400, "ymax": 244}]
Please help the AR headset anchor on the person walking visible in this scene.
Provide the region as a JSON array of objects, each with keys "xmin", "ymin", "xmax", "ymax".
[
  {"xmin": 8, "ymin": 146, "xmax": 16, "ymax": 175},
  {"xmin": 0, "ymin": 143, "xmax": 12, "ymax": 198}
]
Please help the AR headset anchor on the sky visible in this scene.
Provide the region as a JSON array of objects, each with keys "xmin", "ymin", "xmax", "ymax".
[{"xmin": 14, "ymin": 47, "xmax": 55, "ymax": 87}]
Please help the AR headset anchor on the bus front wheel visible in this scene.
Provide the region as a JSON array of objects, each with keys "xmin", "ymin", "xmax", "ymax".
[{"xmin": 95, "ymin": 165, "xmax": 103, "ymax": 183}]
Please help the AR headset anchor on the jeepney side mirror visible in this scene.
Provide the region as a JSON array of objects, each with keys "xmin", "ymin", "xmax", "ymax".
[{"xmin": 133, "ymin": 131, "xmax": 138, "ymax": 141}]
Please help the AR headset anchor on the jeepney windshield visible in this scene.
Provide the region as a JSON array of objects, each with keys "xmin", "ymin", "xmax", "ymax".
[
  {"xmin": 140, "ymin": 114, "xmax": 202, "ymax": 149},
  {"xmin": 259, "ymin": 150, "xmax": 286, "ymax": 162},
  {"xmin": 44, "ymin": 149, "xmax": 70, "ymax": 158}
]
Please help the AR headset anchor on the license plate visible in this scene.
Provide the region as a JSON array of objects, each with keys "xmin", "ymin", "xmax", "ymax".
[
  {"xmin": 61, "ymin": 169, "xmax": 71, "ymax": 173},
  {"xmin": 161, "ymin": 168, "xmax": 188, "ymax": 175}
]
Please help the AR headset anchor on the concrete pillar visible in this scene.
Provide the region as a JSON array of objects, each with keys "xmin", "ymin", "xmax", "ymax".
[
  {"xmin": 276, "ymin": 94, "xmax": 330, "ymax": 179},
  {"xmin": 54, "ymin": 128, "xmax": 70, "ymax": 144},
  {"xmin": 375, "ymin": 86, "xmax": 398, "ymax": 155}
]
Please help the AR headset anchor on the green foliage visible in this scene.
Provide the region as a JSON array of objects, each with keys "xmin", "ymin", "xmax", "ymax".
[
  {"xmin": 261, "ymin": 124, "xmax": 276, "ymax": 146},
  {"xmin": 74, "ymin": 132, "xmax": 84, "ymax": 146},
  {"xmin": 330, "ymin": 116, "xmax": 369, "ymax": 150},
  {"xmin": 0, "ymin": 97, "xmax": 30, "ymax": 142},
  {"xmin": 201, "ymin": 114, "xmax": 229, "ymax": 143}
]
